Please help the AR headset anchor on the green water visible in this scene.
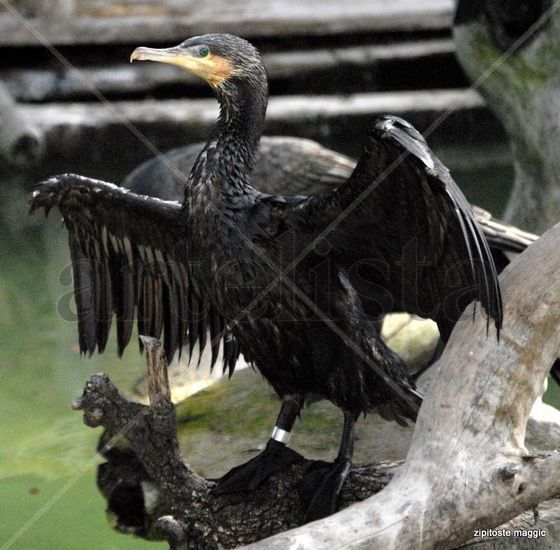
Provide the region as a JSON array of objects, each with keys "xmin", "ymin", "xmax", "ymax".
[
  {"xmin": 0, "ymin": 203, "xmax": 164, "ymax": 548},
  {"xmin": 0, "ymin": 156, "xmax": 556, "ymax": 549}
]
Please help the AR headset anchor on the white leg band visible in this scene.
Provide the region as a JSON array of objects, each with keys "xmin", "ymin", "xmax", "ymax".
[{"xmin": 271, "ymin": 426, "xmax": 291, "ymax": 444}]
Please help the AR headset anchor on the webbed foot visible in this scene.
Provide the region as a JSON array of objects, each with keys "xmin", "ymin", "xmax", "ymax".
[
  {"xmin": 299, "ymin": 458, "xmax": 351, "ymax": 523},
  {"xmin": 212, "ymin": 439, "xmax": 304, "ymax": 494}
]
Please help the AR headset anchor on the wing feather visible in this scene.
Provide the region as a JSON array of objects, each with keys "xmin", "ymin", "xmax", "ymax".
[
  {"xmin": 288, "ymin": 116, "xmax": 503, "ymax": 339},
  {"xmin": 30, "ymin": 173, "xmax": 237, "ymax": 367}
]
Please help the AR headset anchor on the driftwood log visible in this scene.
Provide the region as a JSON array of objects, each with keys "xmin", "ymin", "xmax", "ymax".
[{"xmin": 72, "ymin": 222, "xmax": 560, "ymax": 548}]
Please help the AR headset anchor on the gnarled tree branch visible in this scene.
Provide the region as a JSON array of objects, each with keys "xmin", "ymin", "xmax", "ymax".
[{"xmin": 75, "ymin": 344, "xmax": 395, "ymax": 548}]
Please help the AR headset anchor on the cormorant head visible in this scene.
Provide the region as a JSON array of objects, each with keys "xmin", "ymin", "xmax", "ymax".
[
  {"xmin": 130, "ymin": 34, "xmax": 267, "ymax": 94},
  {"xmin": 132, "ymin": 34, "xmax": 268, "ymax": 165}
]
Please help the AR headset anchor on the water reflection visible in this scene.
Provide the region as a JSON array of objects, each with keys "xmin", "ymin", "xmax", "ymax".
[{"xmin": 0, "ymin": 181, "xmax": 163, "ymax": 548}]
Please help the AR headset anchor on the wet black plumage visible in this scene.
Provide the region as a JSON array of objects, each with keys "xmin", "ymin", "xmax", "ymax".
[
  {"xmin": 122, "ymin": 138, "xmax": 537, "ymax": 273},
  {"xmin": 31, "ymin": 33, "xmax": 505, "ymax": 517}
]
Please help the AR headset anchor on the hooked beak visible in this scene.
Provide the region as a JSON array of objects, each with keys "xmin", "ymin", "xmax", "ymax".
[
  {"xmin": 130, "ymin": 44, "xmax": 232, "ymax": 88},
  {"xmin": 130, "ymin": 46, "xmax": 183, "ymax": 64}
]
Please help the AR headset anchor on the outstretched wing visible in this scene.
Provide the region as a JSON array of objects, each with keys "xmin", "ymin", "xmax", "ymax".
[
  {"xmin": 122, "ymin": 135, "xmax": 533, "ymax": 269},
  {"xmin": 30, "ymin": 174, "xmax": 237, "ymax": 369},
  {"xmin": 288, "ymin": 115, "xmax": 503, "ymax": 340}
]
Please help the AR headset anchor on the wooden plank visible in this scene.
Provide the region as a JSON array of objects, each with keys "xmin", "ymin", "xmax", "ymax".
[
  {"xmin": 18, "ymin": 89, "xmax": 504, "ymax": 181},
  {"xmin": 21, "ymin": 89, "xmax": 486, "ymax": 136},
  {"xmin": 2, "ymin": 39, "xmax": 455, "ymax": 101},
  {"xmin": 265, "ymin": 39, "xmax": 455, "ymax": 79},
  {"xmin": 0, "ymin": 0, "xmax": 454, "ymax": 46}
]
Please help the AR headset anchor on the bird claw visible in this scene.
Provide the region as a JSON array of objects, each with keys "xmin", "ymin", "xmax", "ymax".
[
  {"xmin": 212, "ymin": 438, "xmax": 304, "ymax": 495},
  {"xmin": 299, "ymin": 458, "xmax": 351, "ymax": 523}
]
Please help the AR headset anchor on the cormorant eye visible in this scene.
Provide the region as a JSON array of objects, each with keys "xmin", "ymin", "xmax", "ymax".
[{"xmin": 199, "ymin": 46, "xmax": 209, "ymax": 58}]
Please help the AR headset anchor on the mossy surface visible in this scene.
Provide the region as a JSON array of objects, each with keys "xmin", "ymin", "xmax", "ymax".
[{"xmin": 172, "ymin": 315, "xmax": 438, "ymax": 478}]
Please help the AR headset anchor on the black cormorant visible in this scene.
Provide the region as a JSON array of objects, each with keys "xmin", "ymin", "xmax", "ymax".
[{"xmin": 31, "ymin": 34, "xmax": 503, "ymax": 521}]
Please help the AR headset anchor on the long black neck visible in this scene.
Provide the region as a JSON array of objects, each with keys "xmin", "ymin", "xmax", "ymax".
[
  {"xmin": 215, "ymin": 78, "xmax": 267, "ymax": 172},
  {"xmin": 186, "ymin": 76, "xmax": 268, "ymax": 202}
]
